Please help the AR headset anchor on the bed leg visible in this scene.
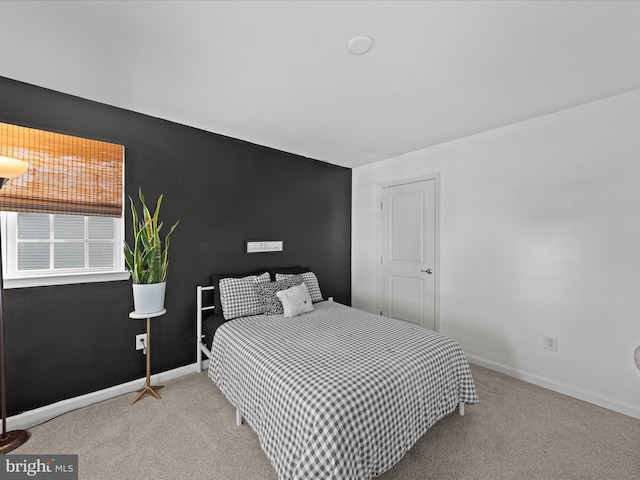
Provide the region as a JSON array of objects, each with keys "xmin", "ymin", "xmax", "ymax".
[
  {"xmin": 236, "ymin": 408, "xmax": 244, "ymax": 427},
  {"xmin": 458, "ymin": 402, "xmax": 465, "ymax": 416}
]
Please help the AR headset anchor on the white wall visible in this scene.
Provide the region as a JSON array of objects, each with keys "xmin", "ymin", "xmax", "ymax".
[{"xmin": 352, "ymin": 90, "xmax": 640, "ymax": 418}]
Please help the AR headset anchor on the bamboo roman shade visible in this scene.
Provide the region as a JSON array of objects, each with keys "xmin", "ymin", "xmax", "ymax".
[{"xmin": 0, "ymin": 122, "xmax": 124, "ymax": 217}]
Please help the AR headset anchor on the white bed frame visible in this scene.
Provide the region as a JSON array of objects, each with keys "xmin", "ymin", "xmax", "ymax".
[
  {"xmin": 196, "ymin": 285, "xmax": 215, "ymax": 373},
  {"xmin": 196, "ymin": 284, "xmax": 466, "ymax": 420},
  {"xmin": 196, "ymin": 284, "xmax": 245, "ymax": 425}
]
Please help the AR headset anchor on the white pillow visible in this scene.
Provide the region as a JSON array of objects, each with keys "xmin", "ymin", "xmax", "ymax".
[
  {"xmin": 219, "ymin": 272, "xmax": 270, "ymax": 320},
  {"xmin": 276, "ymin": 283, "xmax": 314, "ymax": 318},
  {"xmin": 275, "ymin": 271, "xmax": 323, "ymax": 303}
]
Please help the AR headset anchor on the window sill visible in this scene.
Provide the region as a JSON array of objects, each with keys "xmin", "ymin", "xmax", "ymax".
[{"xmin": 3, "ymin": 271, "xmax": 130, "ymax": 289}]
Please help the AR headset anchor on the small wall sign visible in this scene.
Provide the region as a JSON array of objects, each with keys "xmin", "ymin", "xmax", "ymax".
[{"xmin": 246, "ymin": 241, "xmax": 283, "ymax": 253}]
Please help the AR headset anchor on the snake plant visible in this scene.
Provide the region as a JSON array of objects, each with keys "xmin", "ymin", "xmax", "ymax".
[{"xmin": 123, "ymin": 188, "xmax": 179, "ymax": 284}]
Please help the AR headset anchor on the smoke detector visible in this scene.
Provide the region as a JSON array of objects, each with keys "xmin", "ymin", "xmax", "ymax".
[{"xmin": 348, "ymin": 35, "xmax": 374, "ymax": 55}]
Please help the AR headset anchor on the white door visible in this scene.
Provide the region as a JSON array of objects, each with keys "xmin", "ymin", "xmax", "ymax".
[{"xmin": 379, "ymin": 179, "xmax": 437, "ymax": 330}]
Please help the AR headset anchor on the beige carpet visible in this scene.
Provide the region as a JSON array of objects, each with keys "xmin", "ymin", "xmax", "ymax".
[{"xmin": 15, "ymin": 365, "xmax": 640, "ymax": 480}]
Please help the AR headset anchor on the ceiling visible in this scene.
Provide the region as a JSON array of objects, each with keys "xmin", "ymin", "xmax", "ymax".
[{"xmin": 1, "ymin": 1, "xmax": 640, "ymax": 168}]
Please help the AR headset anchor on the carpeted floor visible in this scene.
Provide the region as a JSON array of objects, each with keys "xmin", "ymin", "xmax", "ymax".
[{"xmin": 15, "ymin": 365, "xmax": 640, "ymax": 480}]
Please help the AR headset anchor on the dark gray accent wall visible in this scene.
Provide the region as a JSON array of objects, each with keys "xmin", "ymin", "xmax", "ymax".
[{"xmin": 0, "ymin": 76, "xmax": 351, "ymax": 416}]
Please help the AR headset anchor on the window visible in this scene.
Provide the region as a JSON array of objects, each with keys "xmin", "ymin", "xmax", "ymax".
[
  {"xmin": 1, "ymin": 212, "xmax": 127, "ymax": 288},
  {"xmin": 0, "ymin": 121, "xmax": 127, "ymax": 288}
]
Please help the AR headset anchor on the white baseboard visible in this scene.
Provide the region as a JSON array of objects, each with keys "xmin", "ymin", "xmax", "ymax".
[
  {"xmin": 467, "ymin": 354, "xmax": 640, "ymax": 420},
  {"xmin": 8, "ymin": 362, "xmax": 203, "ymax": 431},
  {"xmin": 13, "ymin": 355, "xmax": 637, "ymax": 431}
]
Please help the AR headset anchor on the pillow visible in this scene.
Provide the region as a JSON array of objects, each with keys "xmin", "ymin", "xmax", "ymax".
[
  {"xmin": 276, "ymin": 283, "xmax": 314, "ymax": 318},
  {"xmin": 210, "ymin": 270, "xmax": 268, "ymax": 314},
  {"xmin": 267, "ymin": 266, "xmax": 311, "ymax": 281},
  {"xmin": 255, "ymin": 275, "xmax": 304, "ymax": 315},
  {"xmin": 275, "ymin": 271, "xmax": 323, "ymax": 303},
  {"xmin": 219, "ymin": 272, "xmax": 270, "ymax": 320}
]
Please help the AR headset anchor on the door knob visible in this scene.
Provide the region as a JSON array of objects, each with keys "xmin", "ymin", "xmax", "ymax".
[{"xmin": 421, "ymin": 268, "xmax": 433, "ymax": 274}]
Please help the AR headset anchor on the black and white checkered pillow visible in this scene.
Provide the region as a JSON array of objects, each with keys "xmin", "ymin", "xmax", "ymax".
[
  {"xmin": 276, "ymin": 271, "xmax": 323, "ymax": 303},
  {"xmin": 255, "ymin": 275, "xmax": 304, "ymax": 315},
  {"xmin": 219, "ymin": 272, "xmax": 270, "ymax": 320}
]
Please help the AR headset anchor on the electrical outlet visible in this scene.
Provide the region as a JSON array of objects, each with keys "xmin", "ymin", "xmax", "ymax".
[
  {"xmin": 545, "ymin": 336, "xmax": 557, "ymax": 352},
  {"xmin": 136, "ymin": 333, "xmax": 147, "ymax": 351}
]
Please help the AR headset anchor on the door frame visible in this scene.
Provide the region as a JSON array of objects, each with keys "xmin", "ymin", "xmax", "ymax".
[{"xmin": 376, "ymin": 173, "xmax": 441, "ymax": 331}]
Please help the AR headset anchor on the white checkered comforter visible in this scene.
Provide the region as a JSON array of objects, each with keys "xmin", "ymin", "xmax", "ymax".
[{"xmin": 208, "ymin": 301, "xmax": 478, "ymax": 480}]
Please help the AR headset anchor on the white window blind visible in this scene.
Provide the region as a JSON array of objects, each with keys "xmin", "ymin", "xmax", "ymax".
[{"xmin": 3, "ymin": 212, "xmax": 126, "ymax": 288}]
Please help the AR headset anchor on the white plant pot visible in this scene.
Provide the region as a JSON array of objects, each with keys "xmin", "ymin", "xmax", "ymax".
[{"xmin": 132, "ymin": 282, "xmax": 166, "ymax": 314}]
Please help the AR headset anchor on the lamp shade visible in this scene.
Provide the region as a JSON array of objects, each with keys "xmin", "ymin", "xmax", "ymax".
[{"xmin": 0, "ymin": 156, "xmax": 28, "ymax": 179}]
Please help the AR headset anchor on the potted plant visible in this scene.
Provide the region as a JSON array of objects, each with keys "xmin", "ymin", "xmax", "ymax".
[{"xmin": 124, "ymin": 188, "xmax": 179, "ymax": 314}]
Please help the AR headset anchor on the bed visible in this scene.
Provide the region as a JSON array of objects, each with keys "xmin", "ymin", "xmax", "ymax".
[{"xmin": 197, "ymin": 269, "xmax": 478, "ymax": 480}]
